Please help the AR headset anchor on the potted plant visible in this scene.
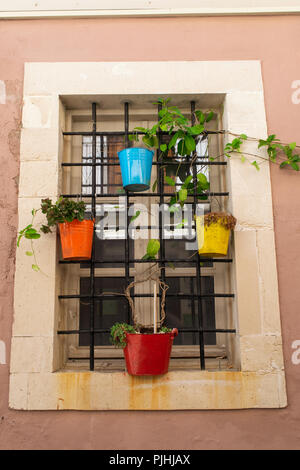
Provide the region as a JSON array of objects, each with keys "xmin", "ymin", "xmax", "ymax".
[
  {"xmin": 118, "ymin": 146, "xmax": 155, "ymax": 192},
  {"xmin": 118, "ymin": 98, "xmax": 214, "ymax": 193},
  {"xmin": 111, "ymin": 323, "xmax": 178, "ymax": 376},
  {"xmin": 110, "ymin": 242, "xmax": 178, "ymax": 376},
  {"xmin": 17, "ymin": 197, "xmax": 94, "ymax": 270},
  {"xmin": 195, "ymin": 212, "xmax": 237, "ymax": 257}
]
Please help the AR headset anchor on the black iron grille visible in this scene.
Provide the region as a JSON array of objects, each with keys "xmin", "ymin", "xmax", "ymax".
[{"xmin": 57, "ymin": 101, "xmax": 236, "ymax": 371}]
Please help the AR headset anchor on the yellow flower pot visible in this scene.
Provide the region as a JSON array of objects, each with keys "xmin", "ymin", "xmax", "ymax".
[{"xmin": 195, "ymin": 214, "xmax": 233, "ymax": 257}]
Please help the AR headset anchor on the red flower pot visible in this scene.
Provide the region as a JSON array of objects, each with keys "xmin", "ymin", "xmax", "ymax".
[
  {"xmin": 59, "ymin": 219, "xmax": 94, "ymax": 260},
  {"xmin": 124, "ymin": 329, "xmax": 178, "ymax": 376}
]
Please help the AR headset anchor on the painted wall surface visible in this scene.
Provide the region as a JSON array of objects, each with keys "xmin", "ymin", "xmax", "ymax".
[{"xmin": 0, "ymin": 16, "xmax": 300, "ymax": 450}]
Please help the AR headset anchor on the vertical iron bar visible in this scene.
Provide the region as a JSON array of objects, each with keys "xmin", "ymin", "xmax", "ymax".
[
  {"xmin": 157, "ymin": 102, "xmax": 165, "ymax": 285},
  {"xmin": 124, "ymin": 102, "xmax": 131, "ymax": 323},
  {"xmin": 191, "ymin": 100, "xmax": 205, "ymax": 369},
  {"xmin": 90, "ymin": 102, "xmax": 97, "ymax": 370},
  {"xmin": 190, "ymin": 277, "xmax": 197, "ymax": 344},
  {"xmin": 100, "ymin": 135, "xmax": 104, "ymax": 195}
]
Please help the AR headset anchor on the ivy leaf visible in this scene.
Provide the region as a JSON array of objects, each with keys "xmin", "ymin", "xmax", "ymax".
[
  {"xmin": 182, "ymin": 175, "xmax": 193, "ymax": 188},
  {"xmin": 165, "ymin": 176, "xmax": 175, "ymax": 186},
  {"xmin": 291, "ymin": 162, "xmax": 299, "ymax": 171},
  {"xmin": 179, "ymin": 188, "xmax": 188, "ymax": 203},
  {"xmin": 146, "ymin": 239, "xmax": 160, "ymax": 258},
  {"xmin": 197, "ymin": 173, "xmax": 209, "ymax": 190},
  {"xmin": 205, "ymin": 111, "xmax": 214, "ymax": 122},
  {"xmin": 32, "ymin": 264, "xmax": 40, "ymax": 272},
  {"xmin": 130, "ymin": 210, "xmax": 141, "ymax": 223},
  {"xmin": 25, "ymin": 229, "xmax": 41, "ymax": 240},
  {"xmin": 160, "ymin": 143, "xmax": 167, "ymax": 152},
  {"xmin": 252, "ymin": 161, "xmax": 260, "ymax": 171},
  {"xmin": 128, "ymin": 134, "xmax": 138, "ymax": 142},
  {"xmin": 168, "ymin": 131, "xmax": 180, "ymax": 150},
  {"xmin": 177, "ymin": 139, "xmax": 186, "ymax": 156},
  {"xmin": 184, "ymin": 135, "xmax": 196, "ymax": 153},
  {"xmin": 195, "ymin": 110, "xmax": 205, "ymax": 124},
  {"xmin": 190, "ymin": 125, "xmax": 204, "ymax": 135}
]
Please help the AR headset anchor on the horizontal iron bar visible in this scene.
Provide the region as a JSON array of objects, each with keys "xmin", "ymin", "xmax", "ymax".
[
  {"xmin": 60, "ymin": 192, "xmax": 229, "ymax": 198},
  {"xmin": 62, "ymin": 161, "xmax": 227, "ymax": 167},
  {"xmin": 59, "ymin": 258, "xmax": 232, "ymax": 264},
  {"xmin": 63, "ymin": 130, "xmax": 222, "ymax": 136},
  {"xmin": 58, "ymin": 293, "xmax": 234, "ymax": 299},
  {"xmin": 57, "ymin": 328, "xmax": 236, "ymax": 335}
]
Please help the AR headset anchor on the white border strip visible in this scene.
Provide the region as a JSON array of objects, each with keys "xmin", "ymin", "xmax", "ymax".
[{"xmin": 1, "ymin": 7, "xmax": 300, "ymax": 19}]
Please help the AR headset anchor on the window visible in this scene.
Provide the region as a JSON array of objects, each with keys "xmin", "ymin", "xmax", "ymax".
[
  {"xmin": 59, "ymin": 96, "xmax": 235, "ymax": 371},
  {"xmin": 11, "ymin": 60, "xmax": 286, "ymax": 410}
]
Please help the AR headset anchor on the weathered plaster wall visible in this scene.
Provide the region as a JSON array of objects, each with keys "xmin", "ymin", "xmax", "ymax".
[{"xmin": 0, "ymin": 15, "xmax": 299, "ymax": 449}]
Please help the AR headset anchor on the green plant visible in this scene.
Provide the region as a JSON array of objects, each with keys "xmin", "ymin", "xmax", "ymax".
[
  {"xmin": 110, "ymin": 322, "xmax": 173, "ymax": 348},
  {"xmin": 17, "ymin": 197, "xmax": 87, "ymax": 271},
  {"xmin": 110, "ymin": 323, "xmax": 136, "ymax": 348},
  {"xmin": 142, "ymin": 239, "xmax": 160, "ymax": 260},
  {"xmin": 129, "ymin": 97, "xmax": 213, "ymax": 157}
]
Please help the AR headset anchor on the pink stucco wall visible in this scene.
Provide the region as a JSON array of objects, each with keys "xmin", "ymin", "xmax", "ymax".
[{"xmin": 0, "ymin": 15, "xmax": 300, "ymax": 450}]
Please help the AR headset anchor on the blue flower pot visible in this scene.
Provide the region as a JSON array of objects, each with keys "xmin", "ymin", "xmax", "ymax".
[{"xmin": 118, "ymin": 147, "xmax": 154, "ymax": 192}]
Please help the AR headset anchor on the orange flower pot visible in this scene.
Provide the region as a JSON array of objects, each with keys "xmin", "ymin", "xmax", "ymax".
[{"xmin": 59, "ymin": 219, "xmax": 94, "ymax": 260}]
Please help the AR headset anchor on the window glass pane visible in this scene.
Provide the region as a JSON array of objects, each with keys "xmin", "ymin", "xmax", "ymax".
[
  {"xmin": 164, "ymin": 277, "xmax": 216, "ymax": 346},
  {"xmin": 79, "ymin": 277, "xmax": 133, "ymax": 346}
]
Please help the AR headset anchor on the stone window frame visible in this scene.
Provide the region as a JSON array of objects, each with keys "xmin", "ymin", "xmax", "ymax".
[{"xmin": 9, "ymin": 60, "xmax": 287, "ymax": 410}]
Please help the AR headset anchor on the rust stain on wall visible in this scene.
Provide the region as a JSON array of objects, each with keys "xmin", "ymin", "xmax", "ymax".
[
  {"xmin": 57, "ymin": 372, "xmax": 91, "ymax": 410},
  {"xmin": 129, "ymin": 375, "xmax": 170, "ymax": 410}
]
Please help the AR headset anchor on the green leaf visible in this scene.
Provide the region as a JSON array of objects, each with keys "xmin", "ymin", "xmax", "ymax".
[
  {"xmin": 160, "ymin": 143, "xmax": 167, "ymax": 152},
  {"xmin": 258, "ymin": 139, "xmax": 267, "ymax": 148},
  {"xmin": 240, "ymin": 134, "xmax": 248, "ymax": 140},
  {"xmin": 197, "ymin": 173, "xmax": 208, "ymax": 185},
  {"xmin": 168, "ymin": 205, "xmax": 180, "ymax": 213},
  {"xmin": 252, "ymin": 161, "xmax": 260, "ymax": 171},
  {"xmin": 175, "ymin": 219, "xmax": 187, "ymax": 229},
  {"xmin": 165, "ymin": 176, "xmax": 175, "ymax": 186},
  {"xmin": 291, "ymin": 162, "xmax": 299, "ymax": 171},
  {"xmin": 128, "ymin": 134, "xmax": 138, "ymax": 142},
  {"xmin": 182, "ymin": 175, "xmax": 193, "ymax": 188},
  {"xmin": 184, "ymin": 135, "xmax": 196, "ymax": 153},
  {"xmin": 195, "ymin": 110, "xmax": 205, "ymax": 124},
  {"xmin": 205, "ymin": 111, "xmax": 214, "ymax": 122},
  {"xmin": 289, "ymin": 142, "xmax": 297, "ymax": 150},
  {"xmin": 142, "ymin": 135, "xmax": 154, "ymax": 148},
  {"xmin": 179, "ymin": 188, "xmax": 188, "ymax": 203},
  {"xmin": 168, "ymin": 131, "xmax": 180, "ymax": 150},
  {"xmin": 32, "ymin": 264, "xmax": 40, "ymax": 272},
  {"xmin": 177, "ymin": 139, "xmax": 186, "ymax": 156},
  {"xmin": 25, "ymin": 229, "xmax": 41, "ymax": 240},
  {"xmin": 130, "ymin": 210, "xmax": 141, "ymax": 223},
  {"xmin": 152, "ymin": 179, "xmax": 158, "ymax": 192},
  {"xmin": 241, "ymin": 155, "xmax": 246, "ymax": 163},
  {"xmin": 190, "ymin": 125, "xmax": 205, "ymax": 135},
  {"xmin": 146, "ymin": 239, "xmax": 160, "ymax": 258},
  {"xmin": 25, "ymin": 251, "xmax": 34, "ymax": 256}
]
